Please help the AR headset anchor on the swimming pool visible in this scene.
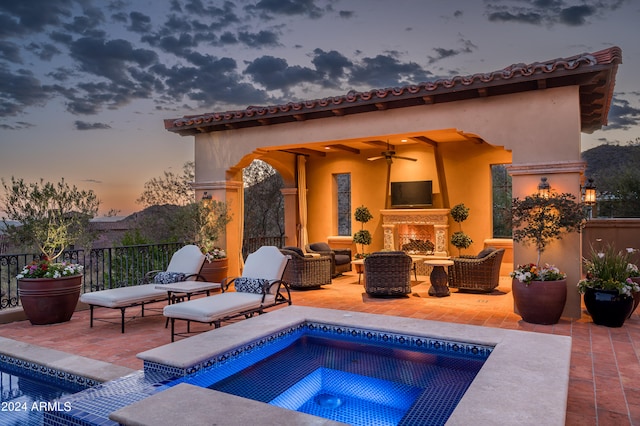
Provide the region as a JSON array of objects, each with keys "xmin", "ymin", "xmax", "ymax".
[
  {"xmin": 171, "ymin": 331, "xmax": 490, "ymax": 425},
  {"xmin": 124, "ymin": 306, "xmax": 571, "ymax": 425},
  {"xmin": 0, "ymin": 358, "xmax": 91, "ymax": 426},
  {"xmin": 0, "ymin": 336, "xmax": 135, "ymax": 426}
]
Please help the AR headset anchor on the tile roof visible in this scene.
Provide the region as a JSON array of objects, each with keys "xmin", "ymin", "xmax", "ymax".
[{"xmin": 165, "ymin": 46, "xmax": 621, "ymax": 136}]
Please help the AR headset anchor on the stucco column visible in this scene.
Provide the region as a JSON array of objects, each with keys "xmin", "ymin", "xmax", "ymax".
[
  {"xmin": 192, "ymin": 180, "xmax": 244, "ymax": 277},
  {"xmin": 281, "ymin": 187, "xmax": 298, "ymax": 248},
  {"xmin": 508, "ymin": 162, "xmax": 586, "ymax": 319}
]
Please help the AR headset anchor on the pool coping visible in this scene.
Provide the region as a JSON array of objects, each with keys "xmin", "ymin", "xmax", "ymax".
[
  {"xmin": 0, "ymin": 336, "xmax": 136, "ymax": 385},
  {"xmin": 130, "ymin": 306, "xmax": 571, "ymax": 426}
]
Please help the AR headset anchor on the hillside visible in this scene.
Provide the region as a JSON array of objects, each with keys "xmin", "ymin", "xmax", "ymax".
[{"xmin": 582, "ymin": 144, "xmax": 640, "ymax": 184}]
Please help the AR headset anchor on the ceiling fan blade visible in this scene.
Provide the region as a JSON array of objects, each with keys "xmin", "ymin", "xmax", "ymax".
[
  {"xmin": 392, "ymin": 155, "xmax": 418, "ymax": 162},
  {"xmin": 367, "ymin": 156, "xmax": 384, "ymax": 161}
]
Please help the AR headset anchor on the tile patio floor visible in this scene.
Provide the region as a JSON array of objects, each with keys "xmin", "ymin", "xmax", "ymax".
[{"xmin": 1, "ymin": 272, "xmax": 639, "ymax": 425}]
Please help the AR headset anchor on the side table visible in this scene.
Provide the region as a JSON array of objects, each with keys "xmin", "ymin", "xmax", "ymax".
[
  {"xmin": 424, "ymin": 259, "xmax": 453, "ymax": 297},
  {"xmin": 351, "ymin": 259, "xmax": 365, "ymax": 284}
]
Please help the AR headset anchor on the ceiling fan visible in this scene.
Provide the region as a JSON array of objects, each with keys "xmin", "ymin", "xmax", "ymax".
[
  {"xmin": 366, "ymin": 140, "xmax": 418, "ymax": 163},
  {"xmin": 367, "ymin": 141, "xmax": 417, "ymax": 208}
]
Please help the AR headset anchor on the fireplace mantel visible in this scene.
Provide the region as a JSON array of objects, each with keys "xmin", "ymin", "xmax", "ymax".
[{"xmin": 380, "ymin": 209, "xmax": 450, "ymax": 256}]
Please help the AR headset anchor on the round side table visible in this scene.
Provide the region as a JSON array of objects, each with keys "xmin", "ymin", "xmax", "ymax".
[{"xmin": 424, "ymin": 259, "xmax": 453, "ymax": 297}]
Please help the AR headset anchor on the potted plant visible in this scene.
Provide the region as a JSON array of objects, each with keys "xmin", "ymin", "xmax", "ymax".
[
  {"xmin": 578, "ymin": 243, "xmax": 640, "ymax": 327},
  {"xmin": 1, "ymin": 177, "xmax": 100, "ymax": 325},
  {"xmin": 192, "ymin": 195, "xmax": 231, "ymax": 282},
  {"xmin": 510, "ymin": 189, "xmax": 585, "ymax": 324},
  {"xmin": 450, "ymin": 203, "xmax": 472, "ymax": 256},
  {"xmin": 353, "ymin": 205, "xmax": 373, "ymax": 259}
]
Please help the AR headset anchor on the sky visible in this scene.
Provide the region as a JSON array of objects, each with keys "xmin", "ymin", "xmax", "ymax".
[{"xmin": 1, "ymin": 0, "xmax": 639, "ymax": 216}]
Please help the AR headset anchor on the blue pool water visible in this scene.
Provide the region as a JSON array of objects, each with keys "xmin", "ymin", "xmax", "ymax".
[
  {"xmin": 171, "ymin": 332, "xmax": 488, "ymax": 425},
  {"xmin": 0, "ymin": 363, "xmax": 88, "ymax": 426}
]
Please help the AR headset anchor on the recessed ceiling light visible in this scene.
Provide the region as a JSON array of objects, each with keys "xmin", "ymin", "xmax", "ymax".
[{"xmin": 401, "ymin": 139, "xmax": 408, "ymax": 142}]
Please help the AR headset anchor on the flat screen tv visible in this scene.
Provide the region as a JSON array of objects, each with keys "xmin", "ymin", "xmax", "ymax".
[{"xmin": 390, "ymin": 180, "xmax": 433, "ymax": 208}]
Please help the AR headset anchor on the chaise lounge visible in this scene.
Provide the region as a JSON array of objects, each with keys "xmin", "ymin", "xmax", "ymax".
[
  {"xmin": 163, "ymin": 246, "xmax": 292, "ymax": 341},
  {"xmin": 79, "ymin": 245, "xmax": 208, "ymax": 333}
]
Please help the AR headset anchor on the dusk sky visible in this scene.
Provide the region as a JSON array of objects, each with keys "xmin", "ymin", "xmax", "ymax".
[{"xmin": 1, "ymin": 0, "xmax": 638, "ymax": 215}]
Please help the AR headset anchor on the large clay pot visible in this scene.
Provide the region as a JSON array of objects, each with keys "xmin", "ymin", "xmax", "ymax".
[
  {"xmin": 512, "ymin": 278, "xmax": 567, "ymax": 325},
  {"xmin": 199, "ymin": 258, "xmax": 229, "ymax": 283},
  {"xmin": 584, "ymin": 288, "xmax": 633, "ymax": 327},
  {"xmin": 18, "ymin": 275, "xmax": 82, "ymax": 325}
]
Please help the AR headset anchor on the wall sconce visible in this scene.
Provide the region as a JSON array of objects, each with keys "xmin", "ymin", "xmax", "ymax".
[
  {"xmin": 202, "ymin": 191, "xmax": 212, "ymax": 200},
  {"xmin": 583, "ymin": 178, "xmax": 596, "ymax": 205},
  {"xmin": 537, "ymin": 177, "xmax": 550, "ymax": 198}
]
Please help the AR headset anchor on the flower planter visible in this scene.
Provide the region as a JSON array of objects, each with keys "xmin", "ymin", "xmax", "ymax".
[
  {"xmin": 200, "ymin": 258, "xmax": 229, "ymax": 283},
  {"xmin": 18, "ymin": 275, "xmax": 82, "ymax": 325},
  {"xmin": 584, "ymin": 288, "xmax": 633, "ymax": 327},
  {"xmin": 512, "ymin": 278, "xmax": 567, "ymax": 325}
]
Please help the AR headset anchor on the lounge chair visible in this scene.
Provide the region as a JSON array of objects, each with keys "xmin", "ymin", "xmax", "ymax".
[
  {"xmin": 79, "ymin": 245, "xmax": 207, "ymax": 333},
  {"xmin": 163, "ymin": 246, "xmax": 292, "ymax": 341}
]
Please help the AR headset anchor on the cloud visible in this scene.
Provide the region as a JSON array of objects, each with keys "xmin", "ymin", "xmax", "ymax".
[
  {"xmin": 244, "ymin": 55, "xmax": 323, "ymax": 92},
  {"xmin": 485, "ymin": 0, "xmax": 624, "ymax": 27},
  {"xmin": 247, "ymin": 0, "xmax": 328, "ymax": 20},
  {"xmin": 0, "ymin": 65, "xmax": 50, "ymax": 116},
  {"xmin": 74, "ymin": 120, "xmax": 111, "ymax": 130},
  {"xmin": 348, "ymin": 54, "xmax": 433, "ymax": 88},
  {"xmin": 427, "ymin": 36, "xmax": 478, "ymax": 64},
  {"xmin": 604, "ymin": 97, "xmax": 640, "ymax": 131},
  {"xmin": 0, "ymin": 121, "xmax": 34, "ymax": 130}
]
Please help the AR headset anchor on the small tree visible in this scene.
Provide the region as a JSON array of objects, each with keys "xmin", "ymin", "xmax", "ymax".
[
  {"xmin": 1, "ymin": 177, "xmax": 100, "ymax": 261},
  {"xmin": 450, "ymin": 203, "xmax": 472, "ymax": 255},
  {"xmin": 511, "ymin": 191, "xmax": 585, "ymax": 265},
  {"xmin": 353, "ymin": 205, "xmax": 373, "ymax": 258}
]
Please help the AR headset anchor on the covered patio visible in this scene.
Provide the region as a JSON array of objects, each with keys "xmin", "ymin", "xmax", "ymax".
[
  {"xmin": 1, "ymin": 271, "xmax": 639, "ymax": 424},
  {"xmin": 165, "ymin": 46, "xmax": 622, "ymax": 320}
]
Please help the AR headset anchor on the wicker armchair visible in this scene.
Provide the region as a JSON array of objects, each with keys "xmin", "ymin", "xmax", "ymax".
[
  {"xmin": 448, "ymin": 248, "xmax": 505, "ymax": 292},
  {"xmin": 305, "ymin": 242, "xmax": 352, "ymax": 277},
  {"xmin": 364, "ymin": 251, "xmax": 413, "ymax": 297},
  {"xmin": 280, "ymin": 247, "xmax": 332, "ymax": 289}
]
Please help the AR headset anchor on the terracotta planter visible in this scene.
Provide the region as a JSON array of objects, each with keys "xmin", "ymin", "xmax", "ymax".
[
  {"xmin": 584, "ymin": 288, "xmax": 633, "ymax": 327},
  {"xmin": 18, "ymin": 275, "xmax": 82, "ymax": 325},
  {"xmin": 200, "ymin": 258, "xmax": 229, "ymax": 283},
  {"xmin": 512, "ymin": 278, "xmax": 567, "ymax": 325}
]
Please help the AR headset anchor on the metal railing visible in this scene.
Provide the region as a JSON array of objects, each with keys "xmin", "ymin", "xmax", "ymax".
[
  {"xmin": 0, "ymin": 238, "xmax": 287, "ymax": 311},
  {"xmin": 0, "ymin": 243, "xmax": 184, "ymax": 310}
]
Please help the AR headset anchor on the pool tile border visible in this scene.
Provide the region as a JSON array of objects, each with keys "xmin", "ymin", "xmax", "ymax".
[
  {"xmin": 0, "ymin": 353, "xmax": 99, "ymax": 390},
  {"xmin": 143, "ymin": 320, "xmax": 494, "ymax": 378}
]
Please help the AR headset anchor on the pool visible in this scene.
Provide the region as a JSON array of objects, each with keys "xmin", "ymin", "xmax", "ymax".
[
  {"xmin": 123, "ymin": 306, "xmax": 571, "ymax": 425},
  {"xmin": 173, "ymin": 332, "xmax": 489, "ymax": 425},
  {"xmin": 0, "ymin": 337, "xmax": 135, "ymax": 426},
  {"xmin": 0, "ymin": 359, "xmax": 90, "ymax": 426}
]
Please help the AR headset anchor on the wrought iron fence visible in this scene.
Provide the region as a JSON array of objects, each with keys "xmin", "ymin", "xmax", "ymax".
[
  {"xmin": 0, "ymin": 238, "xmax": 287, "ymax": 311},
  {"xmin": 0, "ymin": 242, "xmax": 185, "ymax": 311}
]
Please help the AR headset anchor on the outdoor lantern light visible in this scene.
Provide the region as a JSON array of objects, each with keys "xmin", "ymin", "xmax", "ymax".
[
  {"xmin": 537, "ymin": 177, "xmax": 550, "ymax": 198},
  {"xmin": 202, "ymin": 191, "xmax": 212, "ymax": 200},
  {"xmin": 583, "ymin": 178, "xmax": 596, "ymax": 205}
]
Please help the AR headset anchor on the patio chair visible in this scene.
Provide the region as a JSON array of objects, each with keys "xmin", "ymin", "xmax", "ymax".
[
  {"xmin": 163, "ymin": 246, "xmax": 292, "ymax": 341},
  {"xmin": 279, "ymin": 247, "xmax": 332, "ymax": 289},
  {"xmin": 448, "ymin": 247, "xmax": 505, "ymax": 292},
  {"xmin": 79, "ymin": 244, "xmax": 207, "ymax": 333},
  {"xmin": 305, "ymin": 242, "xmax": 352, "ymax": 277},
  {"xmin": 364, "ymin": 251, "xmax": 413, "ymax": 297}
]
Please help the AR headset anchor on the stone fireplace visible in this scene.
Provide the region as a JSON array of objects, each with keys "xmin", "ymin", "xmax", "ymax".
[{"xmin": 380, "ymin": 209, "xmax": 450, "ymax": 257}]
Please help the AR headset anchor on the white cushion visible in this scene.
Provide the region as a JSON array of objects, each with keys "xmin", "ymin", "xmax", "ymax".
[
  {"xmin": 163, "ymin": 293, "xmax": 276, "ymax": 323},
  {"xmin": 80, "ymin": 284, "xmax": 167, "ymax": 308},
  {"xmin": 166, "ymin": 245, "xmax": 205, "ymax": 279},
  {"xmin": 242, "ymin": 246, "xmax": 287, "ymax": 283}
]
